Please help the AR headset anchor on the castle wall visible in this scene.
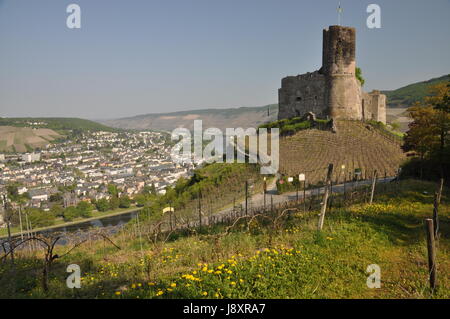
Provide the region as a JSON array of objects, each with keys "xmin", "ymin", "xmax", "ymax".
[
  {"xmin": 362, "ymin": 91, "xmax": 386, "ymax": 123},
  {"xmin": 278, "ymin": 25, "xmax": 385, "ymax": 124},
  {"xmin": 278, "ymin": 71, "xmax": 326, "ymax": 119},
  {"xmin": 323, "ymin": 26, "xmax": 361, "ymax": 120},
  {"xmin": 326, "ymin": 74, "xmax": 362, "ymax": 120},
  {"xmin": 322, "ymin": 26, "xmax": 356, "ymax": 76}
]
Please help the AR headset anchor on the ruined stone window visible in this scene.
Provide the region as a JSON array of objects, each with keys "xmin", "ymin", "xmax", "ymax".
[{"xmin": 296, "ymin": 97, "xmax": 302, "ymax": 102}]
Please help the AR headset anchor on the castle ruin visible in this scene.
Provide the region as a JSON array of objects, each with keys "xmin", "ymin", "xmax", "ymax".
[{"xmin": 278, "ymin": 25, "xmax": 386, "ymax": 123}]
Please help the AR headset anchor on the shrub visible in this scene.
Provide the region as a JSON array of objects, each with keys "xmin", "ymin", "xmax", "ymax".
[
  {"xmin": 95, "ymin": 198, "xmax": 110, "ymax": 212},
  {"xmin": 119, "ymin": 196, "xmax": 131, "ymax": 208},
  {"xmin": 77, "ymin": 201, "xmax": 93, "ymax": 218}
]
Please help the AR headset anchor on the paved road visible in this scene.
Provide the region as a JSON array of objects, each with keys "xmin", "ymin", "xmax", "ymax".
[{"xmin": 214, "ymin": 177, "xmax": 395, "ymax": 218}]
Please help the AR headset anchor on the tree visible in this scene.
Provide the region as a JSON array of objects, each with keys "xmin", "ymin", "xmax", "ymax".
[
  {"xmin": 134, "ymin": 194, "xmax": 148, "ymax": 207},
  {"xmin": 50, "ymin": 204, "xmax": 64, "ymax": 218},
  {"xmin": 95, "ymin": 198, "xmax": 110, "ymax": 212},
  {"xmin": 403, "ymin": 104, "xmax": 439, "ymax": 159},
  {"xmin": 119, "ymin": 195, "xmax": 131, "ymax": 208},
  {"xmin": 355, "ymin": 67, "xmax": 365, "ymax": 86},
  {"xmin": 26, "ymin": 208, "xmax": 55, "ymax": 227},
  {"xmin": 107, "ymin": 184, "xmax": 118, "ymax": 197},
  {"xmin": 76, "ymin": 201, "xmax": 93, "ymax": 218},
  {"xmin": 49, "ymin": 193, "xmax": 63, "ymax": 202},
  {"xmin": 402, "ymin": 82, "xmax": 450, "ymax": 179},
  {"xmin": 63, "ymin": 207, "xmax": 79, "ymax": 222},
  {"xmin": 6, "ymin": 184, "xmax": 19, "ymax": 199},
  {"xmin": 109, "ymin": 196, "xmax": 120, "ymax": 210}
]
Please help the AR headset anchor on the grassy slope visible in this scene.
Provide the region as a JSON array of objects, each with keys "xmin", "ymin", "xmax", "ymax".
[
  {"xmin": 153, "ymin": 162, "xmax": 264, "ymax": 224},
  {"xmin": 1, "ymin": 179, "xmax": 448, "ymax": 299},
  {"xmin": 383, "ymin": 74, "xmax": 450, "ymax": 108},
  {"xmin": 278, "ymin": 120, "xmax": 405, "ymax": 185}
]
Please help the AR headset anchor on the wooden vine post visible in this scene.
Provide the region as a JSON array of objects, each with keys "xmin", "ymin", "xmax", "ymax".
[
  {"xmin": 318, "ymin": 164, "xmax": 333, "ymax": 231},
  {"xmin": 369, "ymin": 170, "xmax": 378, "ymax": 204},
  {"xmin": 425, "ymin": 218, "xmax": 437, "ymax": 290}
]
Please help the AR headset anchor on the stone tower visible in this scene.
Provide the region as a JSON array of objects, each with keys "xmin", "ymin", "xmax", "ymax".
[
  {"xmin": 278, "ymin": 25, "xmax": 386, "ymax": 124},
  {"xmin": 322, "ymin": 26, "xmax": 362, "ymax": 120}
]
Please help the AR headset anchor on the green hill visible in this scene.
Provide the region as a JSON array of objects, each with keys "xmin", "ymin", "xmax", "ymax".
[
  {"xmin": 0, "ymin": 117, "xmax": 118, "ymax": 132},
  {"xmin": 101, "ymin": 104, "xmax": 279, "ymax": 132},
  {"xmin": 383, "ymin": 74, "xmax": 450, "ymax": 108}
]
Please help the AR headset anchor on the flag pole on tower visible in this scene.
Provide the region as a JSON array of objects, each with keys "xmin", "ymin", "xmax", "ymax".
[{"xmin": 337, "ymin": 2, "xmax": 343, "ymax": 26}]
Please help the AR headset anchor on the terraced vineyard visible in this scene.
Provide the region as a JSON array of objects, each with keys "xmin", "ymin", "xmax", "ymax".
[
  {"xmin": 279, "ymin": 120, "xmax": 406, "ymax": 185},
  {"xmin": 0, "ymin": 126, "xmax": 62, "ymax": 152}
]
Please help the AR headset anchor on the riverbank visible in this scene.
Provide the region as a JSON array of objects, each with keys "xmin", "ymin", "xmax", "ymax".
[{"xmin": 0, "ymin": 206, "xmax": 143, "ymax": 239}]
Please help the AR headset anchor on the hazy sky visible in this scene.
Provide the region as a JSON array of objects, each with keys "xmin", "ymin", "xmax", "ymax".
[{"xmin": 0, "ymin": 0, "xmax": 449, "ymax": 119}]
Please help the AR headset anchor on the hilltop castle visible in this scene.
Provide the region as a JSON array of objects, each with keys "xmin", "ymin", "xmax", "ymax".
[{"xmin": 278, "ymin": 25, "xmax": 386, "ymax": 124}]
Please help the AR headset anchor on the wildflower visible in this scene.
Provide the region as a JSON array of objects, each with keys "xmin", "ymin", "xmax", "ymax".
[
  {"xmin": 231, "ymin": 281, "xmax": 236, "ymax": 286},
  {"xmin": 202, "ymin": 291, "xmax": 208, "ymax": 296},
  {"xmin": 115, "ymin": 291, "xmax": 121, "ymax": 296},
  {"xmin": 156, "ymin": 290, "xmax": 164, "ymax": 296},
  {"xmin": 170, "ymin": 283, "xmax": 177, "ymax": 288}
]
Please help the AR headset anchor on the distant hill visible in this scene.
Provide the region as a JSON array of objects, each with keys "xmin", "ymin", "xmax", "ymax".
[
  {"xmin": 0, "ymin": 117, "xmax": 118, "ymax": 133},
  {"xmin": 100, "ymin": 104, "xmax": 278, "ymax": 132},
  {"xmin": 383, "ymin": 74, "xmax": 450, "ymax": 108},
  {"xmin": 0, "ymin": 126, "xmax": 62, "ymax": 153}
]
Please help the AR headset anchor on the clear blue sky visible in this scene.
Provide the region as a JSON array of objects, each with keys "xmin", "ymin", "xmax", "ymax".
[{"xmin": 0, "ymin": 0, "xmax": 449, "ymax": 119}]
